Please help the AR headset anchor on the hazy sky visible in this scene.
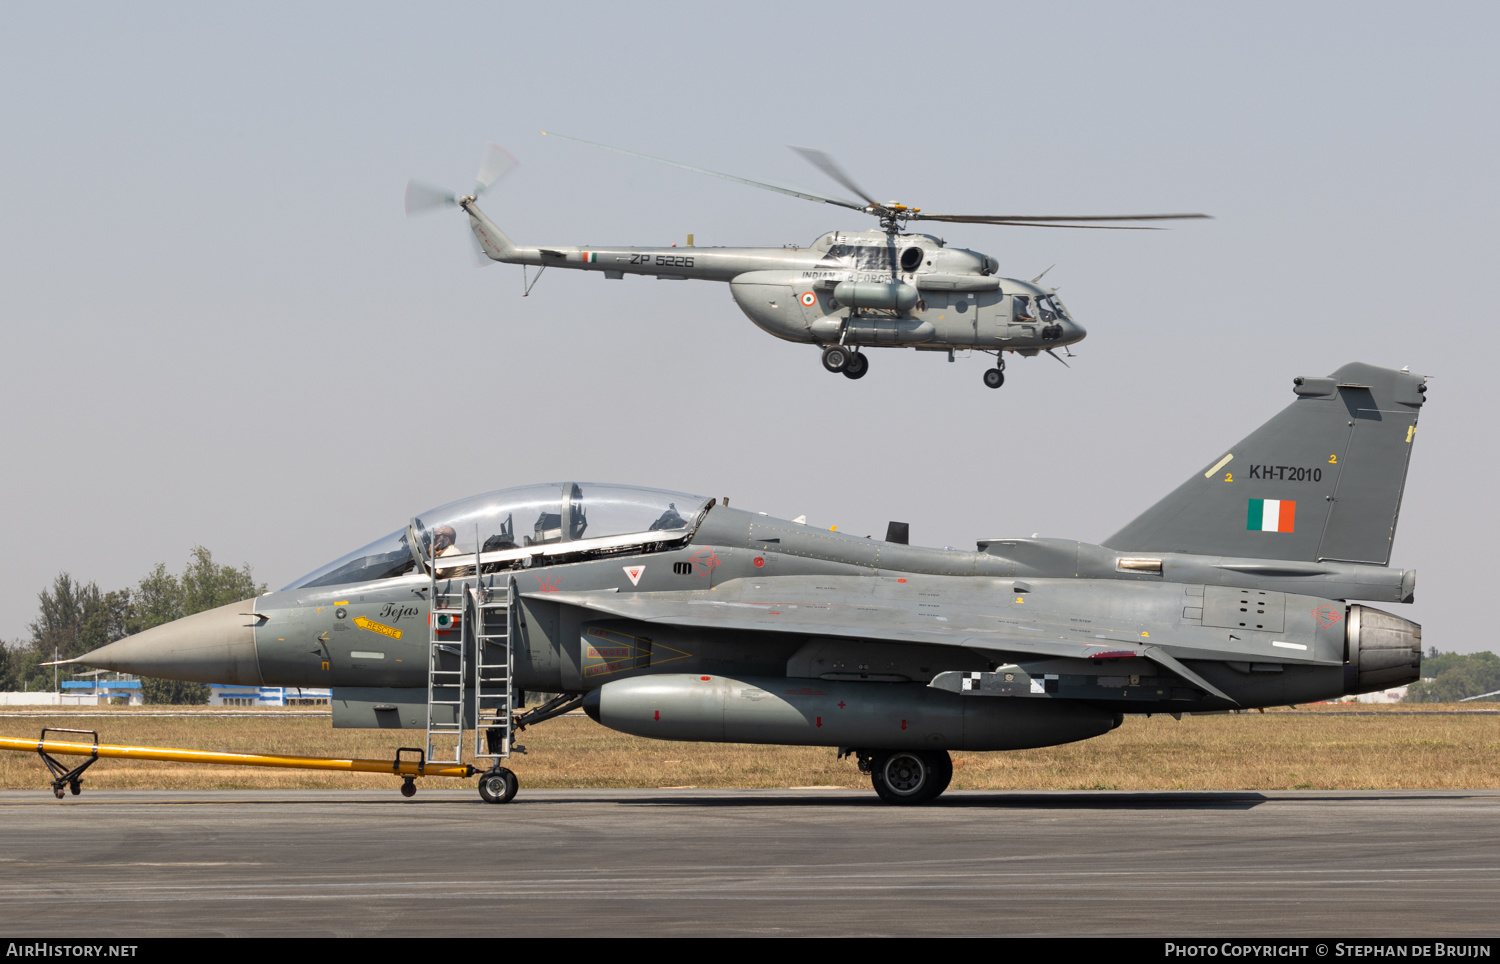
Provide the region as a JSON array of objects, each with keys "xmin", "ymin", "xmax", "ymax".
[{"xmin": 2, "ymin": 3, "xmax": 1496, "ymax": 651}]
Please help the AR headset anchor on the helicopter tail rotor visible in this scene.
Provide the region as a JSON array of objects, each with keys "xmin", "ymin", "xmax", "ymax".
[
  {"xmin": 407, "ymin": 143, "xmax": 522, "ymax": 266},
  {"xmin": 473, "ymin": 142, "xmax": 519, "ymax": 197},
  {"xmin": 404, "ymin": 180, "xmax": 458, "ymax": 217},
  {"xmin": 405, "ymin": 142, "xmax": 521, "ymax": 218}
]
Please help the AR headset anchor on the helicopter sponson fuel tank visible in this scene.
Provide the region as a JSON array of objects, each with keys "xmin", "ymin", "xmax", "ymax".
[
  {"xmin": 73, "ymin": 362, "xmax": 1426, "ymax": 805},
  {"xmin": 406, "ymin": 136, "xmax": 1209, "ymax": 389}
]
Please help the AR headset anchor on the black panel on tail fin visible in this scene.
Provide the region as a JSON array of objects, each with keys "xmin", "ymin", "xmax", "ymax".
[{"xmin": 1104, "ymin": 363, "xmax": 1426, "ymax": 565}]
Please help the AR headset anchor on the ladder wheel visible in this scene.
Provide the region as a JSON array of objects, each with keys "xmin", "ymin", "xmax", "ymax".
[
  {"xmin": 68, "ymin": 780, "xmax": 81, "ymax": 796},
  {"xmin": 478, "ymin": 767, "xmax": 518, "ymax": 805},
  {"xmin": 400, "ymin": 777, "xmax": 417, "ymax": 798},
  {"xmin": 54, "ymin": 788, "xmax": 65, "ymax": 800}
]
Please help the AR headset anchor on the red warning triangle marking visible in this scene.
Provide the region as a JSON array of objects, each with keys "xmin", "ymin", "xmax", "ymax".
[{"xmin": 622, "ymin": 565, "xmax": 645, "ymax": 586}]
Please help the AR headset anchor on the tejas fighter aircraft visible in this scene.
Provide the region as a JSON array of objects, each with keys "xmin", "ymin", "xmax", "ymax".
[{"xmin": 76, "ymin": 362, "xmax": 1426, "ymax": 804}]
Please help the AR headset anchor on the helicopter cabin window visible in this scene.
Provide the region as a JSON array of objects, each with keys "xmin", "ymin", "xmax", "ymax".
[
  {"xmin": 823, "ymin": 244, "xmax": 896, "ymax": 273},
  {"xmin": 1013, "ymin": 295, "xmax": 1035, "ymax": 322}
]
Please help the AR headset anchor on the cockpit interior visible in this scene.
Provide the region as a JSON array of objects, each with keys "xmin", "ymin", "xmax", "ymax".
[{"xmin": 286, "ymin": 483, "xmax": 712, "ymax": 590}]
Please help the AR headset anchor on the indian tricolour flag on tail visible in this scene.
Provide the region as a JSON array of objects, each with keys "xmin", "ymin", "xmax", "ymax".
[{"xmin": 1247, "ymin": 498, "xmax": 1296, "ymax": 533}]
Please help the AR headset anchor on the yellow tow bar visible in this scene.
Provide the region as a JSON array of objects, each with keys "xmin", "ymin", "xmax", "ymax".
[{"xmin": 0, "ymin": 728, "xmax": 476, "ymax": 799}]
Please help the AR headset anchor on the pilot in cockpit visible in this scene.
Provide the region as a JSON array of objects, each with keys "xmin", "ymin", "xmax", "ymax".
[{"xmin": 431, "ymin": 525, "xmax": 463, "ymax": 557}]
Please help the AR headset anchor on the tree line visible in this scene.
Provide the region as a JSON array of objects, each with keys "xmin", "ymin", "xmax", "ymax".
[
  {"xmin": 0, "ymin": 548, "xmax": 265, "ymax": 703},
  {"xmin": 1403, "ymin": 648, "xmax": 1500, "ymax": 703}
]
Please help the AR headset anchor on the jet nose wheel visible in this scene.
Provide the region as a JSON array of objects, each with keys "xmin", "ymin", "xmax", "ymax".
[
  {"xmin": 478, "ymin": 767, "xmax": 519, "ymax": 804},
  {"xmin": 870, "ymin": 749, "xmax": 952, "ymax": 805},
  {"xmin": 982, "ymin": 368, "xmax": 1005, "ymax": 389},
  {"xmin": 821, "ymin": 346, "xmax": 850, "ymax": 373},
  {"xmin": 842, "ymin": 352, "xmax": 869, "ymax": 380}
]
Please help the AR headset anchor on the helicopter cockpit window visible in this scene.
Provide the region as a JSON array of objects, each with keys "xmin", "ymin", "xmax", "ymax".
[{"xmin": 1036, "ymin": 295, "xmax": 1069, "ymax": 323}]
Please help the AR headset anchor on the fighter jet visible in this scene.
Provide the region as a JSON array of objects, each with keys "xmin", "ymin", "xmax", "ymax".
[{"xmin": 74, "ymin": 363, "xmax": 1427, "ymax": 804}]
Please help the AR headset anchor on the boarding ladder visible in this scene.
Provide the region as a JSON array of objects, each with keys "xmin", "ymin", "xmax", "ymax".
[
  {"xmin": 423, "ymin": 533, "xmax": 516, "ymax": 768},
  {"xmin": 470, "ymin": 574, "xmax": 516, "ymax": 766}
]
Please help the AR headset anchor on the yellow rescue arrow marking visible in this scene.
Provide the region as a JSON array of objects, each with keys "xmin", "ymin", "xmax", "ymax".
[{"xmin": 353, "ymin": 616, "xmax": 402, "ymax": 640}]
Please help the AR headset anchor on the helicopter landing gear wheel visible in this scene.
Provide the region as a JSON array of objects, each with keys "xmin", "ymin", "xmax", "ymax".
[
  {"xmin": 478, "ymin": 767, "xmax": 519, "ymax": 804},
  {"xmin": 842, "ymin": 352, "xmax": 868, "ymax": 380},
  {"xmin": 870, "ymin": 749, "xmax": 951, "ymax": 805},
  {"xmin": 399, "ymin": 777, "xmax": 416, "ymax": 798},
  {"xmin": 983, "ymin": 368, "xmax": 1005, "ymax": 389},
  {"xmin": 821, "ymin": 346, "xmax": 850, "ymax": 373}
]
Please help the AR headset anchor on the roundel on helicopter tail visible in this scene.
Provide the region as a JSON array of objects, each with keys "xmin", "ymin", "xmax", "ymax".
[{"xmin": 800, "ymin": 291, "xmax": 817, "ymax": 307}]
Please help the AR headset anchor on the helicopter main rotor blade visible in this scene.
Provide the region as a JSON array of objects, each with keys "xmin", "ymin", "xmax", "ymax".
[
  {"xmin": 405, "ymin": 180, "xmax": 458, "ymax": 217},
  {"xmin": 540, "ymin": 131, "xmax": 869, "ymax": 213},
  {"xmin": 913, "ymin": 212, "xmax": 1211, "ymax": 227},
  {"xmin": 788, "ymin": 146, "xmax": 880, "ymax": 210},
  {"xmin": 474, "ymin": 142, "xmax": 520, "ymax": 196}
]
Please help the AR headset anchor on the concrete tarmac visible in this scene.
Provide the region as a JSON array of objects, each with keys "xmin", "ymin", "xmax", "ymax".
[{"xmin": 0, "ymin": 788, "xmax": 1496, "ymax": 937}]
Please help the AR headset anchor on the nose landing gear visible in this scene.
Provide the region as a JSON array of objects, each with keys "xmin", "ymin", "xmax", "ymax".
[{"xmin": 478, "ymin": 767, "xmax": 519, "ymax": 804}]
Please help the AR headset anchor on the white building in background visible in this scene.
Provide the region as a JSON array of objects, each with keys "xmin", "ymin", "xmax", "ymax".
[
  {"xmin": 1335, "ymin": 684, "xmax": 1411, "ymax": 704},
  {"xmin": 209, "ymin": 685, "xmax": 330, "ymax": 707}
]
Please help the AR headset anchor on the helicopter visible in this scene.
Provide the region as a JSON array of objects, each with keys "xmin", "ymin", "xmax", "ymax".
[{"xmin": 405, "ymin": 135, "xmax": 1209, "ymax": 388}]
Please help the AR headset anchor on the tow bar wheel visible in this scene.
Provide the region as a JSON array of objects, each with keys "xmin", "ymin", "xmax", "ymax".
[{"xmin": 478, "ymin": 767, "xmax": 519, "ymax": 804}]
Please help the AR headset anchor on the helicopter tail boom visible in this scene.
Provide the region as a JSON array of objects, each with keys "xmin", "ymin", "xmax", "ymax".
[{"xmin": 464, "ymin": 201, "xmax": 521, "ymax": 263}]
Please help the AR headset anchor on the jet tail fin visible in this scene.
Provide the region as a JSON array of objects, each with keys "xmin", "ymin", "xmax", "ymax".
[{"xmin": 1104, "ymin": 363, "xmax": 1427, "ymax": 565}]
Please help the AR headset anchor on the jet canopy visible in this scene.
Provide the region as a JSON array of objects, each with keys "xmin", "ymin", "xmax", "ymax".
[{"xmin": 286, "ymin": 483, "xmax": 711, "ymax": 590}]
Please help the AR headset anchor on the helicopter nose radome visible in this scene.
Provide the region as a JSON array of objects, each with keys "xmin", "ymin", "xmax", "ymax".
[
  {"xmin": 1063, "ymin": 318, "xmax": 1086, "ymax": 343},
  {"xmin": 75, "ymin": 599, "xmax": 264, "ymax": 685}
]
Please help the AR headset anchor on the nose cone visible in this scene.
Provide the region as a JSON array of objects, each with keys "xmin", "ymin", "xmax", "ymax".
[
  {"xmin": 76, "ymin": 599, "xmax": 264, "ymax": 684},
  {"xmin": 1064, "ymin": 318, "xmax": 1086, "ymax": 343}
]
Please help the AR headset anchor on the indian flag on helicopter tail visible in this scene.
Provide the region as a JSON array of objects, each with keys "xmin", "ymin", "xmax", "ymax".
[
  {"xmin": 1247, "ymin": 498, "xmax": 1296, "ymax": 533},
  {"xmin": 573, "ymin": 250, "xmax": 600, "ymax": 264}
]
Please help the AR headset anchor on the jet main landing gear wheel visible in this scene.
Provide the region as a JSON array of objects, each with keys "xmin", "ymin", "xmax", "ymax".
[
  {"xmin": 869, "ymin": 749, "xmax": 952, "ymax": 805},
  {"xmin": 478, "ymin": 767, "xmax": 519, "ymax": 804},
  {"xmin": 842, "ymin": 352, "xmax": 869, "ymax": 380},
  {"xmin": 821, "ymin": 346, "xmax": 850, "ymax": 373},
  {"xmin": 983, "ymin": 368, "xmax": 1005, "ymax": 389}
]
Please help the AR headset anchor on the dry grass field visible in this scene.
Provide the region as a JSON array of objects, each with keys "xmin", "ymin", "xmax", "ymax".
[{"xmin": 1, "ymin": 705, "xmax": 1497, "ymax": 792}]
